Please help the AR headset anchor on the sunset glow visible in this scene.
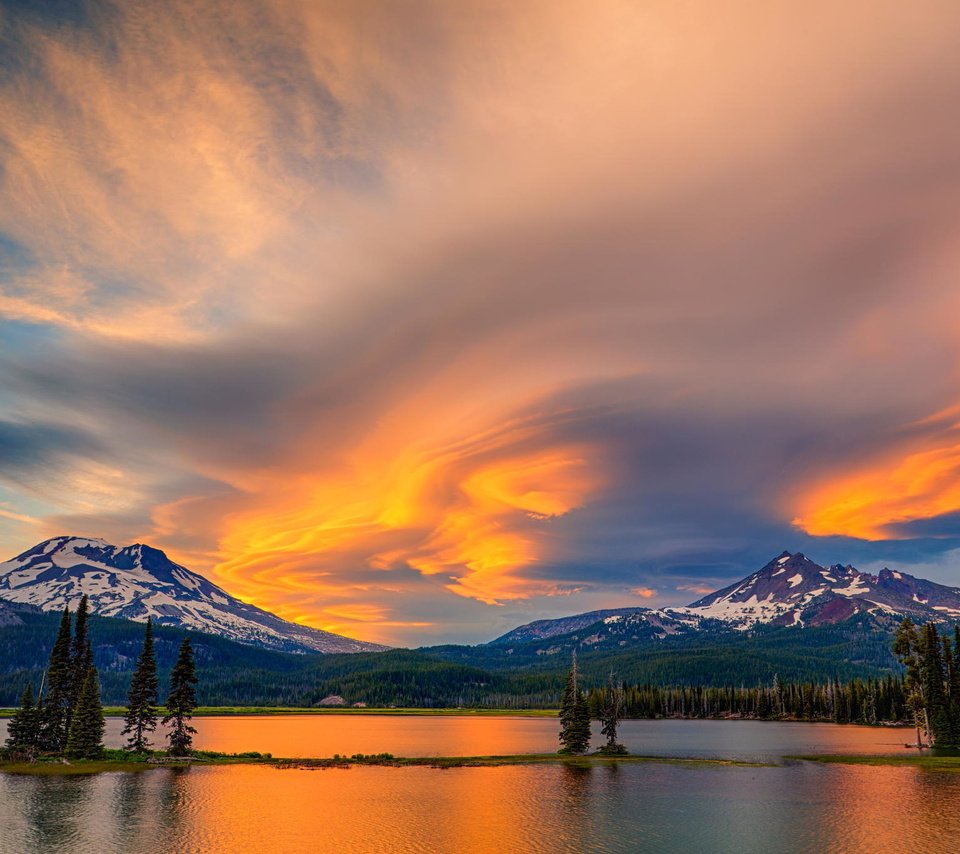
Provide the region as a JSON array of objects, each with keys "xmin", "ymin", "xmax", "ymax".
[
  {"xmin": 4, "ymin": 0, "xmax": 960, "ymax": 644},
  {"xmin": 795, "ymin": 441, "xmax": 960, "ymax": 541}
]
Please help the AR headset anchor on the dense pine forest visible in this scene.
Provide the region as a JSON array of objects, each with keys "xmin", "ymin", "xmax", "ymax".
[
  {"xmin": 0, "ymin": 599, "xmax": 948, "ymax": 723},
  {"xmin": 7, "ymin": 601, "xmax": 960, "ymax": 744},
  {"xmin": 585, "ymin": 676, "xmax": 909, "ymax": 724},
  {"xmin": 4, "ymin": 601, "xmax": 199, "ymax": 760}
]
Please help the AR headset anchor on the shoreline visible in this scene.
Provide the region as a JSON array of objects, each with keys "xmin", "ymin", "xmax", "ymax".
[
  {"xmin": 0, "ymin": 707, "xmax": 916, "ymax": 725},
  {"xmin": 10, "ymin": 747, "xmax": 959, "ymax": 777},
  {"xmin": 0, "ymin": 706, "xmax": 560, "ymax": 719},
  {"xmin": 0, "ymin": 750, "xmax": 771, "ymax": 776},
  {"xmin": 787, "ymin": 754, "xmax": 960, "ymax": 771}
]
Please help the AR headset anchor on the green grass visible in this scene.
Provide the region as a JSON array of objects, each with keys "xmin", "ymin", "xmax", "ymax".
[
  {"xmin": 0, "ymin": 748, "xmax": 182, "ymax": 776},
  {"xmin": 277, "ymin": 753, "xmax": 770, "ymax": 769},
  {"xmin": 788, "ymin": 753, "xmax": 960, "ymax": 772},
  {"xmin": 0, "ymin": 749, "xmax": 769, "ymax": 776}
]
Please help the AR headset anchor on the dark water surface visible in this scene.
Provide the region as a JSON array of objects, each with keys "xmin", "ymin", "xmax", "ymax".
[{"xmin": 1, "ymin": 718, "xmax": 956, "ymax": 853}]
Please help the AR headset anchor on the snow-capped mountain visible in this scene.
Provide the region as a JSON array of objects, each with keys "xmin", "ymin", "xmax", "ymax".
[
  {"xmin": 684, "ymin": 550, "xmax": 960, "ymax": 628},
  {"xmin": 0, "ymin": 536, "xmax": 387, "ymax": 654},
  {"xmin": 490, "ymin": 550, "xmax": 960, "ymax": 645}
]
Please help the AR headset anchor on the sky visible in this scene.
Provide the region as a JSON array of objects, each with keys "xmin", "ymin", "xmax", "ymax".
[{"xmin": 3, "ymin": 0, "xmax": 960, "ymax": 646}]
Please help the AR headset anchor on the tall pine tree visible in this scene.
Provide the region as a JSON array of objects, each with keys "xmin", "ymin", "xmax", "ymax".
[
  {"xmin": 921, "ymin": 622, "xmax": 952, "ymax": 746},
  {"xmin": 5, "ymin": 683, "xmax": 41, "ymax": 754},
  {"xmin": 942, "ymin": 634, "xmax": 960, "ymax": 746},
  {"xmin": 894, "ymin": 618, "xmax": 926, "ymax": 747},
  {"xmin": 164, "ymin": 637, "xmax": 198, "ymax": 756},
  {"xmin": 64, "ymin": 665, "xmax": 105, "ymax": 760},
  {"xmin": 122, "ymin": 619, "xmax": 160, "ymax": 752},
  {"xmin": 558, "ymin": 652, "xmax": 592, "ymax": 754},
  {"xmin": 572, "ymin": 684, "xmax": 592, "ymax": 752},
  {"xmin": 598, "ymin": 671, "xmax": 627, "ymax": 754},
  {"xmin": 558, "ymin": 651, "xmax": 579, "ymax": 752},
  {"xmin": 67, "ymin": 595, "xmax": 92, "ymax": 735},
  {"xmin": 40, "ymin": 606, "xmax": 73, "ymax": 752}
]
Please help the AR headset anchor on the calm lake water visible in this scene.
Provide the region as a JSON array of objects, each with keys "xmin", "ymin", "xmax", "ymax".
[{"xmin": 1, "ymin": 717, "xmax": 957, "ymax": 853}]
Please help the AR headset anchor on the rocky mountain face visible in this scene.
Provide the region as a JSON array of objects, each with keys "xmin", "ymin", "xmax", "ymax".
[
  {"xmin": 491, "ymin": 550, "xmax": 960, "ymax": 647},
  {"xmin": 685, "ymin": 551, "xmax": 960, "ymax": 627},
  {"xmin": 0, "ymin": 536, "xmax": 387, "ymax": 654}
]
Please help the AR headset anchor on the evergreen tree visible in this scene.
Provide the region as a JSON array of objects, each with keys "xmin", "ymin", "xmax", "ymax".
[
  {"xmin": 921, "ymin": 622, "xmax": 952, "ymax": 746},
  {"xmin": 598, "ymin": 672, "xmax": 627, "ymax": 754},
  {"xmin": 772, "ymin": 673, "xmax": 785, "ymax": 718},
  {"xmin": 942, "ymin": 634, "xmax": 960, "ymax": 745},
  {"xmin": 572, "ymin": 683, "xmax": 592, "ymax": 753},
  {"xmin": 757, "ymin": 684, "xmax": 772, "ymax": 719},
  {"xmin": 40, "ymin": 606, "xmax": 73, "ymax": 752},
  {"xmin": 64, "ymin": 665, "xmax": 105, "ymax": 760},
  {"xmin": 122, "ymin": 619, "xmax": 160, "ymax": 751},
  {"xmin": 67, "ymin": 595, "xmax": 92, "ymax": 735},
  {"xmin": 70, "ymin": 597, "xmax": 92, "ymax": 686},
  {"xmin": 558, "ymin": 651, "xmax": 578, "ymax": 751},
  {"xmin": 558, "ymin": 652, "xmax": 591, "ymax": 754},
  {"xmin": 5, "ymin": 683, "xmax": 41, "ymax": 753},
  {"xmin": 894, "ymin": 618, "xmax": 926, "ymax": 746},
  {"xmin": 164, "ymin": 637, "xmax": 198, "ymax": 756}
]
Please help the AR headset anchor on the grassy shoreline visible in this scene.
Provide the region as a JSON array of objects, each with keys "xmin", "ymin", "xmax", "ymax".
[
  {"xmin": 789, "ymin": 754, "xmax": 960, "ymax": 772},
  {"xmin": 20, "ymin": 748, "xmax": 960, "ymax": 777},
  {"xmin": 0, "ymin": 749, "xmax": 770, "ymax": 776},
  {"xmin": 0, "ymin": 706, "xmax": 918, "ymax": 723}
]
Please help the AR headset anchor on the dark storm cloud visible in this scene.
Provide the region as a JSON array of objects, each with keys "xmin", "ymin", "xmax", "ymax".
[{"xmin": 0, "ymin": 419, "xmax": 102, "ymax": 473}]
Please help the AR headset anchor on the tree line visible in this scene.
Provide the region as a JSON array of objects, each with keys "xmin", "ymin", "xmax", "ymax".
[
  {"xmin": 894, "ymin": 618, "xmax": 960, "ymax": 748},
  {"xmin": 558, "ymin": 654, "xmax": 626, "ymax": 755},
  {"xmin": 4, "ymin": 596, "xmax": 199, "ymax": 760},
  {"xmin": 0, "ymin": 610, "xmax": 907, "ymax": 708},
  {"xmin": 583, "ymin": 674, "xmax": 910, "ymax": 724}
]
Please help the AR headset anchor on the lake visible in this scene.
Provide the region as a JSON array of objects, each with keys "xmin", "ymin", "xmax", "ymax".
[{"xmin": 1, "ymin": 717, "xmax": 957, "ymax": 853}]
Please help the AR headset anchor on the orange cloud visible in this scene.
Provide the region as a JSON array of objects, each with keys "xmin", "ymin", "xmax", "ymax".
[
  {"xmin": 0, "ymin": 506, "xmax": 42, "ymax": 526},
  {"xmin": 7, "ymin": 0, "xmax": 960, "ymax": 648},
  {"xmin": 792, "ymin": 439, "xmax": 960, "ymax": 540},
  {"xmin": 631, "ymin": 587, "xmax": 656, "ymax": 599},
  {"xmin": 209, "ymin": 409, "xmax": 604, "ymax": 618},
  {"xmin": 676, "ymin": 583, "xmax": 714, "ymax": 596}
]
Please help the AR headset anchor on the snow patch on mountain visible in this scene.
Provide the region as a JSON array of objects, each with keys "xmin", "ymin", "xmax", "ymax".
[
  {"xmin": 492, "ymin": 550, "xmax": 960, "ymax": 646},
  {"xmin": 0, "ymin": 536, "xmax": 387, "ymax": 654}
]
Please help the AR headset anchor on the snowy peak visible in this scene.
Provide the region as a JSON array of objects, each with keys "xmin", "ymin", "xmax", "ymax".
[
  {"xmin": 683, "ymin": 551, "xmax": 960, "ymax": 628},
  {"xmin": 687, "ymin": 552, "xmax": 828, "ymax": 609},
  {"xmin": 492, "ymin": 551, "xmax": 960, "ymax": 646},
  {"xmin": 0, "ymin": 536, "xmax": 387, "ymax": 654}
]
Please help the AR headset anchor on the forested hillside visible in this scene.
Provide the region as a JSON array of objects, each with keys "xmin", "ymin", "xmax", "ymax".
[
  {"xmin": 1, "ymin": 598, "xmax": 905, "ymax": 708},
  {"xmin": 0, "ymin": 606, "xmax": 304, "ymax": 706}
]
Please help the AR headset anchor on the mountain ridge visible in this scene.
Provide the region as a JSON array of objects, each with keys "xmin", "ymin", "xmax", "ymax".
[
  {"xmin": 0, "ymin": 536, "xmax": 387, "ymax": 654},
  {"xmin": 491, "ymin": 550, "xmax": 960, "ymax": 647}
]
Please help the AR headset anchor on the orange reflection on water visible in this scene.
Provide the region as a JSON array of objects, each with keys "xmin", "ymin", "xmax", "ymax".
[
  {"xmin": 170, "ymin": 764, "xmax": 591, "ymax": 853},
  {"xmin": 810, "ymin": 759, "xmax": 960, "ymax": 853},
  {"xmin": 185, "ymin": 714, "xmax": 567, "ymax": 759}
]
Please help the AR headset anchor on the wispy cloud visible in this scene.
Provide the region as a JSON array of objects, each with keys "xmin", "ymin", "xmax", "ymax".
[{"xmin": 4, "ymin": 1, "xmax": 960, "ymax": 643}]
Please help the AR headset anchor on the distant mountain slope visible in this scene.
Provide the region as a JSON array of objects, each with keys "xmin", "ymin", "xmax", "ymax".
[
  {"xmin": 0, "ymin": 536, "xmax": 387, "ymax": 654},
  {"xmin": 490, "ymin": 607, "xmax": 655, "ymax": 645},
  {"xmin": 0, "ymin": 596, "xmax": 37, "ymax": 627},
  {"xmin": 490, "ymin": 551, "xmax": 960, "ymax": 650},
  {"xmin": 684, "ymin": 551, "xmax": 960, "ymax": 628}
]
